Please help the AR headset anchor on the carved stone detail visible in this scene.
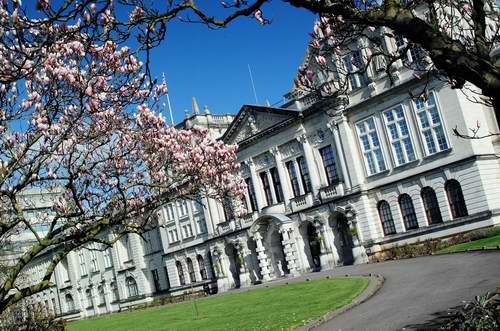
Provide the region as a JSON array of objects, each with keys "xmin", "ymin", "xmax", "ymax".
[
  {"xmin": 279, "ymin": 140, "xmax": 302, "ymax": 159},
  {"xmin": 253, "ymin": 152, "xmax": 275, "ymax": 170}
]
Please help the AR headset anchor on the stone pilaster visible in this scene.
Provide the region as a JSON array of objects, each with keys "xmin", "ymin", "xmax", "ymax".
[
  {"xmin": 279, "ymin": 225, "xmax": 300, "ymax": 277},
  {"xmin": 296, "ymin": 134, "xmax": 322, "ymax": 195},
  {"xmin": 252, "ymin": 231, "xmax": 272, "ymax": 281}
]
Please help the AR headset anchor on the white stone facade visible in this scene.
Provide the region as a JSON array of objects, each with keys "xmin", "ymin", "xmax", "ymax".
[{"xmin": 22, "ymin": 46, "xmax": 500, "ymax": 319}]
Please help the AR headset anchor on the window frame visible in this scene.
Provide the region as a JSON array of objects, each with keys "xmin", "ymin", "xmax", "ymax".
[
  {"xmin": 382, "ymin": 105, "xmax": 417, "ymax": 166},
  {"xmin": 398, "ymin": 194, "xmax": 419, "ymax": 230},
  {"xmin": 445, "ymin": 179, "xmax": 468, "ymax": 219},
  {"xmin": 377, "ymin": 201, "xmax": 397, "ymax": 236},
  {"xmin": 421, "ymin": 187, "xmax": 443, "ymax": 225},
  {"xmin": 356, "ymin": 116, "xmax": 387, "ymax": 176},
  {"xmin": 319, "ymin": 145, "xmax": 340, "ymax": 186}
]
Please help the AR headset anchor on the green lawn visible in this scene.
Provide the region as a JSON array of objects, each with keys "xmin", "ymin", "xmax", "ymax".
[
  {"xmin": 68, "ymin": 277, "xmax": 368, "ymax": 331},
  {"xmin": 437, "ymin": 227, "xmax": 500, "ymax": 254}
]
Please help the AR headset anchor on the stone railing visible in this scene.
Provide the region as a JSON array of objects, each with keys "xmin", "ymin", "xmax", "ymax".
[
  {"xmin": 319, "ymin": 182, "xmax": 344, "ymax": 202},
  {"xmin": 290, "ymin": 193, "xmax": 314, "ymax": 212}
]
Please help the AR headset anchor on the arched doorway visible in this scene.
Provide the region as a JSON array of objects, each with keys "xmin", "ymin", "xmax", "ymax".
[
  {"xmin": 330, "ymin": 212, "xmax": 354, "ymax": 266},
  {"xmin": 225, "ymin": 243, "xmax": 241, "ymax": 288},
  {"xmin": 306, "ymin": 223, "xmax": 322, "ymax": 271}
]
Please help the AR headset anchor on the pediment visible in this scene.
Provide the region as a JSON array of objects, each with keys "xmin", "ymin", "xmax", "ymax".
[{"xmin": 223, "ymin": 106, "xmax": 298, "ymax": 145}]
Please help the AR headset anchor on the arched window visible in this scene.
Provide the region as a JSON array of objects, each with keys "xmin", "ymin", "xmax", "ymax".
[
  {"xmin": 378, "ymin": 201, "xmax": 397, "ymax": 235},
  {"xmin": 399, "ymin": 194, "xmax": 419, "ymax": 230},
  {"xmin": 85, "ymin": 288, "xmax": 93, "ymax": 308},
  {"xmin": 110, "ymin": 281, "xmax": 119, "ymax": 302},
  {"xmin": 176, "ymin": 261, "xmax": 185, "ymax": 286},
  {"xmin": 186, "ymin": 258, "xmax": 196, "ymax": 283},
  {"xmin": 126, "ymin": 277, "xmax": 139, "ymax": 297},
  {"xmin": 445, "ymin": 179, "xmax": 468, "ymax": 218},
  {"xmin": 65, "ymin": 294, "xmax": 75, "ymax": 312},
  {"xmin": 421, "ymin": 187, "xmax": 443, "ymax": 224},
  {"xmin": 197, "ymin": 255, "xmax": 207, "ymax": 280},
  {"xmin": 97, "ymin": 285, "xmax": 105, "ymax": 305}
]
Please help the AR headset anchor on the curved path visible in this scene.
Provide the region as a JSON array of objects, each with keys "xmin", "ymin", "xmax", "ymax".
[{"xmin": 314, "ymin": 251, "xmax": 500, "ymax": 331}]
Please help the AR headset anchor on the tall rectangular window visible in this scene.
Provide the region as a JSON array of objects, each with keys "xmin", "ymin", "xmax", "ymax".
[
  {"xmin": 319, "ymin": 145, "xmax": 340, "ymax": 185},
  {"xmin": 196, "ymin": 218, "xmax": 207, "ymax": 234},
  {"xmin": 103, "ymin": 248, "xmax": 113, "ymax": 268},
  {"xmin": 245, "ymin": 178, "xmax": 258, "ymax": 212},
  {"xmin": 269, "ymin": 167, "xmax": 284, "ymax": 203},
  {"xmin": 144, "ymin": 231, "xmax": 154, "ymax": 254},
  {"xmin": 177, "ymin": 200, "xmax": 189, "ymax": 218},
  {"xmin": 414, "ymin": 92, "xmax": 449, "ymax": 155},
  {"xmin": 297, "ymin": 156, "xmax": 312, "ymax": 193},
  {"xmin": 165, "ymin": 204, "xmax": 175, "ymax": 222},
  {"xmin": 286, "ymin": 161, "xmax": 301, "ymax": 197},
  {"xmin": 89, "ymin": 246, "xmax": 98, "ymax": 272},
  {"xmin": 78, "ymin": 251, "xmax": 87, "ymax": 276},
  {"xmin": 383, "ymin": 105, "xmax": 416, "ymax": 165},
  {"xmin": 191, "ymin": 201, "xmax": 203, "ymax": 214},
  {"xmin": 356, "ymin": 117, "xmax": 386, "ymax": 175},
  {"xmin": 260, "ymin": 172, "xmax": 273, "ymax": 206},
  {"xmin": 343, "ymin": 50, "xmax": 365, "ymax": 90}
]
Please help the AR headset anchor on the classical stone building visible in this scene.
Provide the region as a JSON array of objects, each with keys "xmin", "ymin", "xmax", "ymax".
[{"xmin": 20, "ymin": 34, "xmax": 500, "ymax": 319}]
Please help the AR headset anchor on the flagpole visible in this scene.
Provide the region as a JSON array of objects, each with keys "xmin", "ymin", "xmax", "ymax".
[
  {"xmin": 166, "ymin": 92, "xmax": 174, "ymax": 126},
  {"xmin": 247, "ymin": 64, "xmax": 259, "ymax": 105}
]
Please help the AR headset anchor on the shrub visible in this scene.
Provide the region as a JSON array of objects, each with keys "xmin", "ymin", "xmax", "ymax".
[
  {"xmin": 0, "ymin": 300, "xmax": 65, "ymax": 331},
  {"xmin": 440, "ymin": 292, "xmax": 499, "ymax": 331}
]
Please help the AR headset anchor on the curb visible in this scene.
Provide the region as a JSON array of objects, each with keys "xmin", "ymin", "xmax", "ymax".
[{"xmin": 295, "ymin": 274, "xmax": 385, "ymax": 331}]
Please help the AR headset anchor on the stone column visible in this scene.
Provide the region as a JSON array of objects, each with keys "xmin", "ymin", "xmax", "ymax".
[
  {"xmin": 279, "ymin": 225, "xmax": 300, "ymax": 277},
  {"xmin": 296, "ymin": 134, "xmax": 322, "ymax": 195},
  {"xmin": 333, "ymin": 111, "xmax": 365, "ymax": 190},
  {"xmin": 270, "ymin": 147, "xmax": 292, "ymax": 203},
  {"xmin": 247, "ymin": 160, "xmax": 266, "ymax": 211},
  {"xmin": 326, "ymin": 120, "xmax": 351, "ymax": 191},
  {"xmin": 252, "ymin": 231, "xmax": 272, "ymax": 281}
]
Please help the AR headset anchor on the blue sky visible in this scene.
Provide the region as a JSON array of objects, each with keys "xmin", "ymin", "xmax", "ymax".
[{"xmin": 147, "ymin": 3, "xmax": 316, "ymax": 123}]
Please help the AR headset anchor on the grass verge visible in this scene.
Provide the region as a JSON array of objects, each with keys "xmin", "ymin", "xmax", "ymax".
[
  {"xmin": 437, "ymin": 230, "xmax": 500, "ymax": 254},
  {"xmin": 68, "ymin": 277, "xmax": 369, "ymax": 331}
]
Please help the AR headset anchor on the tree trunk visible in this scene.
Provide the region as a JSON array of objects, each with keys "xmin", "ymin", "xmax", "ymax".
[{"xmin": 492, "ymin": 96, "xmax": 500, "ymax": 134}]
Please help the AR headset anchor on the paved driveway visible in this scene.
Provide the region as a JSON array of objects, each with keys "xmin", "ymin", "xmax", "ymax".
[{"xmin": 313, "ymin": 251, "xmax": 500, "ymax": 331}]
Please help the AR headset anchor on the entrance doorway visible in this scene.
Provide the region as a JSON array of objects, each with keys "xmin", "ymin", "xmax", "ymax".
[
  {"xmin": 225, "ymin": 244, "xmax": 241, "ymax": 288},
  {"xmin": 306, "ymin": 223, "xmax": 322, "ymax": 271},
  {"xmin": 331, "ymin": 212, "xmax": 354, "ymax": 266},
  {"xmin": 266, "ymin": 224, "xmax": 289, "ymax": 278}
]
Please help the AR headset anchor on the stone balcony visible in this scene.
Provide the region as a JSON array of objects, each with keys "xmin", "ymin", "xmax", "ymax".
[
  {"xmin": 290, "ymin": 193, "xmax": 314, "ymax": 212},
  {"xmin": 261, "ymin": 202, "xmax": 286, "ymax": 215},
  {"xmin": 319, "ymin": 182, "xmax": 344, "ymax": 202},
  {"xmin": 240, "ymin": 211, "xmax": 258, "ymax": 227}
]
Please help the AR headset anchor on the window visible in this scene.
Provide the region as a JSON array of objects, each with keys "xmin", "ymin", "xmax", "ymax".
[
  {"xmin": 60, "ymin": 258, "xmax": 70, "ymax": 282},
  {"xmin": 78, "ymin": 251, "xmax": 87, "ymax": 276},
  {"xmin": 445, "ymin": 179, "xmax": 468, "ymax": 218},
  {"xmin": 196, "ymin": 218, "xmax": 207, "ymax": 234},
  {"xmin": 165, "ymin": 204, "xmax": 175, "ymax": 222},
  {"xmin": 398, "ymin": 194, "xmax": 419, "ymax": 230},
  {"xmin": 103, "ymin": 248, "xmax": 113, "ymax": 268},
  {"xmin": 98, "ymin": 285, "xmax": 105, "ymax": 305},
  {"xmin": 414, "ymin": 92, "xmax": 449, "ymax": 155},
  {"xmin": 122, "ymin": 235, "xmax": 132, "ymax": 261},
  {"xmin": 182, "ymin": 224, "xmax": 193, "ymax": 239},
  {"xmin": 85, "ymin": 288, "xmax": 93, "ymax": 308},
  {"xmin": 269, "ymin": 167, "xmax": 284, "ymax": 203},
  {"xmin": 395, "ymin": 35, "xmax": 423, "ymax": 65},
  {"xmin": 378, "ymin": 201, "xmax": 397, "ymax": 235},
  {"xmin": 168, "ymin": 228, "xmax": 179, "ymax": 243},
  {"xmin": 186, "ymin": 258, "xmax": 196, "ymax": 283},
  {"xmin": 126, "ymin": 277, "xmax": 139, "ymax": 297},
  {"xmin": 356, "ymin": 117, "xmax": 386, "ymax": 175},
  {"xmin": 260, "ymin": 172, "xmax": 273, "ymax": 206},
  {"xmin": 297, "ymin": 156, "xmax": 312, "ymax": 193},
  {"xmin": 421, "ymin": 187, "xmax": 443, "ymax": 224},
  {"xmin": 178, "ymin": 200, "xmax": 189, "ymax": 218},
  {"xmin": 197, "ymin": 255, "xmax": 207, "ymax": 280},
  {"xmin": 89, "ymin": 245, "xmax": 98, "ymax": 272},
  {"xmin": 191, "ymin": 201, "xmax": 203, "ymax": 214},
  {"xmin": 110, "ymin": 282, "xmax": 119, "ymax": 302},
  {"xmin": 65, "ymin": 294, "xmax": 75, "ymax": 312},
  {"xmin": 176, "ymin": 261, "xmax": 185, "ymax": 286},
  {"xmin": 319, "ymin": 145, "xmax": 340, "ymax": 185},
  {"xmin": 383, "ymin": 105, "xmax": 416, "ymax": 165},
  {"xmin": 151, "ymin": 269, "xmax": 161, "ymax": 293},
  {"xmin": 342, "ymin": 50, "xmax": 365, "ymax": 90},
  {"xmin": 286, "ymin": 160, "xmax": 301, "ymax": 197},
  {"xmin": 245, "ymin": 178, "xmax": 258, "ymax": 211}
]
